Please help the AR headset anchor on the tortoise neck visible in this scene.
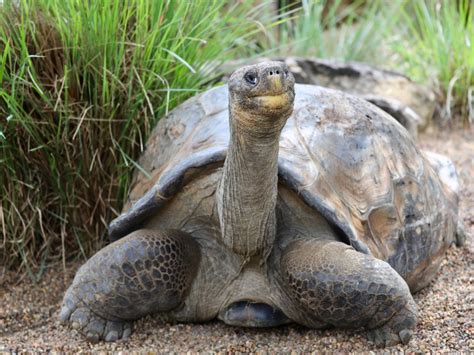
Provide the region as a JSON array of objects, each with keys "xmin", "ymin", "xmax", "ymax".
[{"xmin": 216, "ymin": 116, "xmax": 281, "ymax": 259}]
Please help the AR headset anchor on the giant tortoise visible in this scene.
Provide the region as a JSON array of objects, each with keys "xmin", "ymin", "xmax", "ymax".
[{"xmin": 59, "ymin": 61, "xmax": 461, "ymax": 347}]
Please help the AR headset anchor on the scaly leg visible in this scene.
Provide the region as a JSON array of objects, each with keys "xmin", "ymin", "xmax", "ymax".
[
  {"xmin": 59, "ymin": 229, "xmax": 200, "ymax": 342},
  {"xmin": 281, "ymin": 239, "xmax": 417, "ymax": 347}
]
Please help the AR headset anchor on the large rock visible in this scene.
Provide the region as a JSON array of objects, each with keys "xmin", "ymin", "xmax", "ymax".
[{"xmin": 221, "ymin": 57, "xmax": 436, "ymax": 138}]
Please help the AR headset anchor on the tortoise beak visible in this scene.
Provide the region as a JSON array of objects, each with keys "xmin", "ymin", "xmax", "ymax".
[
  {"xmin": 253, "ymin": 65, "xmax": 293, "ymax": 110},
  {"xmin": 268, "ymin": 73, "xmax": 283, "ymax": 93},
  {"xmin": 256, "ymin": 93, "xmax": 291, "ymax": 110}
]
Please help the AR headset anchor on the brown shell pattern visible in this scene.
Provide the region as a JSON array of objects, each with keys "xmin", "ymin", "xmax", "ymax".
[{"xmin": 111, "ymin": 84, "xmax": 457, "ymax": 287}]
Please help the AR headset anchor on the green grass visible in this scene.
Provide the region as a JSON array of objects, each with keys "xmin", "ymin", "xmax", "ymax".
[
  {"xmin": 0, "ymin": 0, "xmax": 279, "ymax": 279},
  {"xmin": 264, "ymin": 0, "xmax": 401, "ymax": 63},
  {"xmin": 269, "ymin": 0, "xmax": 473, "ymax": 123},
  {"xmin": 389, "ymin": 0, "xmax": 474, "ymax": 123},
  {"xmin": 2, "ymin": 0, "xmax": 472, "ymax": 280}
]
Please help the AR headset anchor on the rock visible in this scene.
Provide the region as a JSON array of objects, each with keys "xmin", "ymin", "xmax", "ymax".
[{"xmin": 221, "ymin": 57, "xmax": 436, "ymax": 138}]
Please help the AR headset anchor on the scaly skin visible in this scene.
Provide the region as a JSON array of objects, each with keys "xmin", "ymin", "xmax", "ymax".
[
  {"xmin": 216, "ymin": 62, "xmax": 295, "ymax": 258},
  {"xmin": 281, "ymin": 239, "xmax": 417, "ymax": 346},
  {"xmin": 59, "ymin": 229, "xmax": 200, "ymax": 342}
]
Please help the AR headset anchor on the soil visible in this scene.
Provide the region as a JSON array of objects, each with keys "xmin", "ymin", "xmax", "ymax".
[{"xmin": 1, "ymin": 127, "xmax": 473, "ymax": 353}]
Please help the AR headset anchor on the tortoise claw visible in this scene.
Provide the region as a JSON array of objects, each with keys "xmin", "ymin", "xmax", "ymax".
[
  {"xmin": 59, "ymin": 289, "xmax": 133, "ymax": 342},
  {"xmin": 399, "ymin": 329, "xmax": 413, "ymax": 344},
  {"xmin": 367, "ymin": 299, "xmax": 417, "ymax": 347}
]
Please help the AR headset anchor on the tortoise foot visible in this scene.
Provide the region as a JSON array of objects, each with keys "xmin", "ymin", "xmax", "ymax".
[
  {"xmin": 59, "ymin": 229, "xmax": 201, "ymax": 342},
  {"xmin": 281, "ymin": 239, "xmax": 418, "ymax": 346},
  {"xmin": 367, "ymin": 298, "xmax": 417, "ymax": 347},
  {"xmin": 59, "ymin": 292, "xmax": 133, "ymax": 342}
]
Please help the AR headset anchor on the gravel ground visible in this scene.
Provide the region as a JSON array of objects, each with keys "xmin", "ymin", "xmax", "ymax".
[{"xmin": 1, "ymin": 127, "xmax": 473, "ymax": 353}]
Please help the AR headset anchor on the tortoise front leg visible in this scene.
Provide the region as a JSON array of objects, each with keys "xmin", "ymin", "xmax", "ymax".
[
  {"xmin": 59, "ymin": 229, "xmax": 200, "ymax": 342},
  {"xmin": 281, "ymin": 239, "xmax": 417, "ymax": 347}
]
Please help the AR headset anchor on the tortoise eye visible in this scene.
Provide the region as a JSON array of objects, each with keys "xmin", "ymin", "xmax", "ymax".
[{"xmin": 244, "ymin": 72, "xmax": 258, "ymax": 86}]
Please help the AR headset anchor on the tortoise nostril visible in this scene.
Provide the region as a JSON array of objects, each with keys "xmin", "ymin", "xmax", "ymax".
[{"xmin": 267, "ymin": 68, "xmax": 283, "ymax": 77}]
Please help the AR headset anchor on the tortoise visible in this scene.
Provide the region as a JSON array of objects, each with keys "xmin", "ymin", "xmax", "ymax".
[{"xmin": 59, "ymin": 61, "xmax": 462, "ymax": 347}]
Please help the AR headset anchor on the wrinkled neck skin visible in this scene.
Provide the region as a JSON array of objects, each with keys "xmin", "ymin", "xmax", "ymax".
[{"xmin": 216, "ymin": 109, "xmax": 284, "ymax": 261}]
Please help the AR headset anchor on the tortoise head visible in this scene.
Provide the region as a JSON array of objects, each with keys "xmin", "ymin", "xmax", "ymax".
[{"xmin": 228, "ymin": 61, "xmax": 295, "ymax": 136}]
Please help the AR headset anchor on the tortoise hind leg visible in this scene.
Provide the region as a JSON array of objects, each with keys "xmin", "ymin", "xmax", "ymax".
[
  {"xmin": 59, "ymin": 229, "xmax": 200, "ymax": 342},
  {"xmin": 281, "ymin": 239, "xmax": 417, "ymax": 347}
]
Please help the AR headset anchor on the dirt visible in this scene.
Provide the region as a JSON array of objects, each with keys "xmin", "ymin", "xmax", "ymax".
[{"xmin": 1, "ymin": 127, "xmax": 473, "ymax": 352}]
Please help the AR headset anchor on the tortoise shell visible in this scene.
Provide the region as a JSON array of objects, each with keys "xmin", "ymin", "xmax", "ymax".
[{"xmin": 109, "ymin": 84, "xmax": 457, "ymax": 291}]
